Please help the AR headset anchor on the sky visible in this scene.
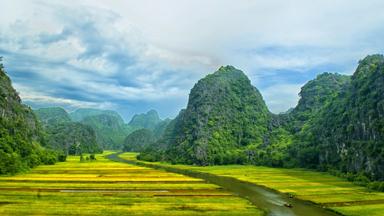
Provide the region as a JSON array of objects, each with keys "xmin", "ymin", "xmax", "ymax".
[{"xmin": 1, "ymin": 0, "xmax": 384, "ymax": 121}]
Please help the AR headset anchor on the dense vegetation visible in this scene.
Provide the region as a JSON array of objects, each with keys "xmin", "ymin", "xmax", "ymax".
[
  {"xmin": 288, "ymin": 55, "xmax": 384, "ymax": 182},
  {"xmin": 70, "ymin": 108, "xmax": 124, "ymax": 124},
  {"xmin": 34, "ymin": 107, "xmax": 71, "ymax": 125},
  {"xmin": 2, "ymin": 53, "xmax": 383, "ymax": 189},
  {"xmin": 36, "ymin": 108, "xmax": 168, "ymax": 151},
  {"xmin": 287, "ymin": 73, "xmax": 350, "ymax": 132},
  {"xmin": 141, "ymin": 55, "xmax": 384, "ymax": 187},
  {"xmin": 152, "ymin": 118, "xmax": 172, "ymax": 138},
  {"xmin": 44, "ymin": 122, "xmax": 102, "ymax": 155},
  {"xmin": 142, "ymin": 66, "xmax": 271, "ymax": 165},
  {"xmin": 81, "ymin": 114, "xmax": 137, "ymax": 150},
  {"xmin": 122, "ymin": 129, "xmax": 156, "ymax": 152},
  {"xmin": 34, "ymin": 107, "xmax": 102, "ymax": 155},
  {"xmin": 128, "ymin": 109, "xmax": 162, "ymax": 130},
  {"xmin": 0, "ymin": 59, "xmax": 58, "ymax": 174},
  {"xmin": 123, "ymin": 110, "xmax": 171, "ymax": 153}
]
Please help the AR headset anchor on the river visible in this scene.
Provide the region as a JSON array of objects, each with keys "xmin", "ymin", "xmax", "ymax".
[{"xmin": 107, "ymin": 153, "xmax": 341, "ymax": 216}]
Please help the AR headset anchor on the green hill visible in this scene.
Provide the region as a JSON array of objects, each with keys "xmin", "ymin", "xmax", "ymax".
[
  {"xmin": 122, "ymin": 129, "xmax": 156, "ymax": 152},
  {"xmin": 287, "ymin": 72, "xmax": 350, "ymax": 132},
  {"xmin": 128, "ymin": 109, "xmax": 161, "ymax": 130},
  {"xmin": 69, "ymin": 108, "xmax": 138, "ymax": 150},
  {"xmin": 289, "ymin": 54, "xmax": 384, "ymax": 181},
  {"xmin": 34, "ymin": 107, "xmax": 71, "ymax": 125},
  {"xmin": 70, "ymin": 108, "xmax": 124, "ymax": 124},
  {"xmin": 152, "ymin": 118, "xmax": 172, "ymax": 138},
  {"xmin": 33, "ymin": 107, "xmax": 102, "ymax": 155},
  {"xmin": 141, "ymin": 56, "xmax": 384, "ymax": 184},
  {"xmin": 44, "ymin": 122, "xmax": 102, "ymax": 155},
  {"xmin": 145, "ymin": 66, "xmax": 271, "ymax": 165},
  {"xmin": 0, "ymin": 60, "xmax": 58, "ymax": 174},
  {"xmin": 81, "ymin": 114, "xmax": 137, "ymax": 150}
]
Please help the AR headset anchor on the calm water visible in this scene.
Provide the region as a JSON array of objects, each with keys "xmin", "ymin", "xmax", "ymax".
[{"xmin": 108, "ymin": 153, "xmax": 340, "ymax": 216}]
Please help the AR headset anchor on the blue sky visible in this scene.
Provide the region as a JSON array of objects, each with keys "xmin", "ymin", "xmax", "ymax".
[{"xmin": 1, "ymin": 0, "xmax": 384, "ymax": 121}]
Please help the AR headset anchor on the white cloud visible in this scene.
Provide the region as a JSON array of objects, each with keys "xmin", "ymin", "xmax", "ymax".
[
  {"xmin": 1, "ymin": 0, "xmax": 384, "ymax": 118},
  {"xmin": 261, "ymin": 83, "xmax": 304, "ymax": 113},
  {"xmin": 13, "ymin": 84, "xmax": 116, "ymax": 110}
]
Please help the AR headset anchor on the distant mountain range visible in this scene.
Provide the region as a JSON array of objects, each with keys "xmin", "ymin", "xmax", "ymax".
[
  {"xmin": 34, "ymin": 107, "xmax": 171, "ymax": 151},
  {"xmin": 34, "ymin": 107, "xmax": 102, "ymax": 154}
]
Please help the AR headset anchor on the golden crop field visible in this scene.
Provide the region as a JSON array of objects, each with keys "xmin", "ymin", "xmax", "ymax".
[
  {"xmin": 0, "ymin": 152, "xmax": 262, "ymax": 216},
  {"xmin": 120, "ymin": 153, "xmax": 384, "ymax": 216}
]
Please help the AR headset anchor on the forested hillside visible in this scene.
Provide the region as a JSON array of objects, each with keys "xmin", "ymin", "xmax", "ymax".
[
  {"xmin": 123, "ymin": 129, "xmax": 156, "ymax": 152},
  {"xmin": 122, "ymin": 110, "xmax": 170, "ymax": 153},
  {"xmin": 141, "ymin": 55, "xmax": 384, "ymax": 184},
  {"xmin": 34, "ymin": 107, "xmax": 102, "ymax": 155},
  {"xmin": 128, "ymin": 110, "xmax": 161, "ymax": 130},
  {"xmin": 44, "ymin": 122, "xmax": 102, "ymax": 155},
  {"xmin": 142, "ymin": 66, "xmax": 271, "ymax": 165},
  {"xmin": 0, "ymin": 60, "xmax": 58, "ymax": 174},
  {"xmin": 81, "ymin": 114, "xmax": 136, "ymax": 150},
  {"xmin": 35, "ymin": 107, "xmax": 71, "ymax": 125},
  {"xmin": 287, "ymin": 73, "xmax": 350, "ymax": 132},
  {"xmin": 70, "ymin": 108, "xmax": 124, "ymax": 124},
  {"xmin": 152, "ymin": 118, "xmax": 172, "ymax": 138},
  {"xmin": 289, "ymin": 54, "xmax": 384, "ymax": 181}
]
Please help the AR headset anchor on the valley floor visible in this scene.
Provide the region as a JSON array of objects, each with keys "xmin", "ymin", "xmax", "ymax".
[
  {"xmin": 0, "ymin": 152, "xmax": 262, "ymax": 215},
  {"xmin": 119, "ymin": 153, "xmax": 384, "ymax": 216}
]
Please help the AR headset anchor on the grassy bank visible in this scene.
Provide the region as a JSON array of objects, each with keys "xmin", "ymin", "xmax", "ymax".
[
  {"xmin": 0, "ymin": 152, "xmax": 262, "ymax": 215},
  {"xmin": 120, "ymin": 153, "xmax": 384, "ymax": 216}
]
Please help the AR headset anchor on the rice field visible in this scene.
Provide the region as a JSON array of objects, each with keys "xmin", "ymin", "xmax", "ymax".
[
  {"xmin": 120, "ymin": 153, "xmax": 384, "ymax": 216},
  {"xmin": 0, "ymin": 152, "xmax": 262, "ymax": 215}
]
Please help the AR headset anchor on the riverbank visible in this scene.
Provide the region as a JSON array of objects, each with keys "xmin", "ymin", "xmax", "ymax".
[
  {"xmin": 111, "ymin": 152, "xmax": 341, "ymax": 216},
  {"xmin": 117, "ymin": 152, "xmax": 384, "ymax": 216}
]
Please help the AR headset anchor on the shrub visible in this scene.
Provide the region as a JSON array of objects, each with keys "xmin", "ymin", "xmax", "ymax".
[
  {"xmin": 41, "ymin": 150, "xmax": 57, "ymax": 165},
  {"xmin": 368, "ymin": 182, "xmax": 384, "ymax": 192},
  {"xmin": 353, "ymin": 173, "xmax": 370, "ymax": 186},
  {"xmin": 57, "ymin": 153, "xmax": 67, "ymax": 162}
]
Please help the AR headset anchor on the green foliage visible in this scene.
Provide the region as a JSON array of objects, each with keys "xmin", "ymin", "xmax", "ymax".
[
  {"xmin": 122, "ymin": 128, "xmax": 156, "ymax": 152},
  {"xmin": 367, "ymin": 181, "xmax": 384, "ymax": 192},
  {"xmin": 152, "ymin": 118, "xmax": 172, "ymax": 138},
  {"xmin": 80, "ymin": 114, "xmax": 137, "ymax": 150},
  {"xmin": 44, "ymin": 122, "xmax": 103, "ymax": 155},
  {"xmin": 287, "ymin": 72, "xmax": 350, "ymax": 132},
  {"xmin": 57, "ymin": 152, "xmax": 67, "ymax": 162},
  {"xmin": 141, "ymin": 55, "xmax": 384, "ymax": 186},
  {"xmin": 128, "ymin": 109, "xmax": 162, "ymax": 130},
  {"xmin": 0, "ymin": 60, "xmax": 57, "ymax": 174},
  {"xmin": 34, "ymin": 106, "xmax": 103, "ymax": 155},
  {"xmin": 69, "ymin": 108, "xmax": 124, "ymax": 124},
  {"xmin": 71, "ymin": 108, "xmax": 133, "ymax": 150},
  {"xmin": 34, "ymin": 107, "xmax": 71, "ymax": 125},
  {"xmin": 144, "ymin": 66, "xmax": 271, "ymax": 165},
  {"xmin": 288, "ymin": 54, "xmax": 384, "ymax": 181},
  {"xmin": 40, "ymin": 149, "xmax": 58, "ymax": 165}
]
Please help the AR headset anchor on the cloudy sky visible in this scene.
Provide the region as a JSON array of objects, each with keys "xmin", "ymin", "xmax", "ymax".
[{"xmin": 1, "ymin": 0, "xmax": 384, "ymax": 121}]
